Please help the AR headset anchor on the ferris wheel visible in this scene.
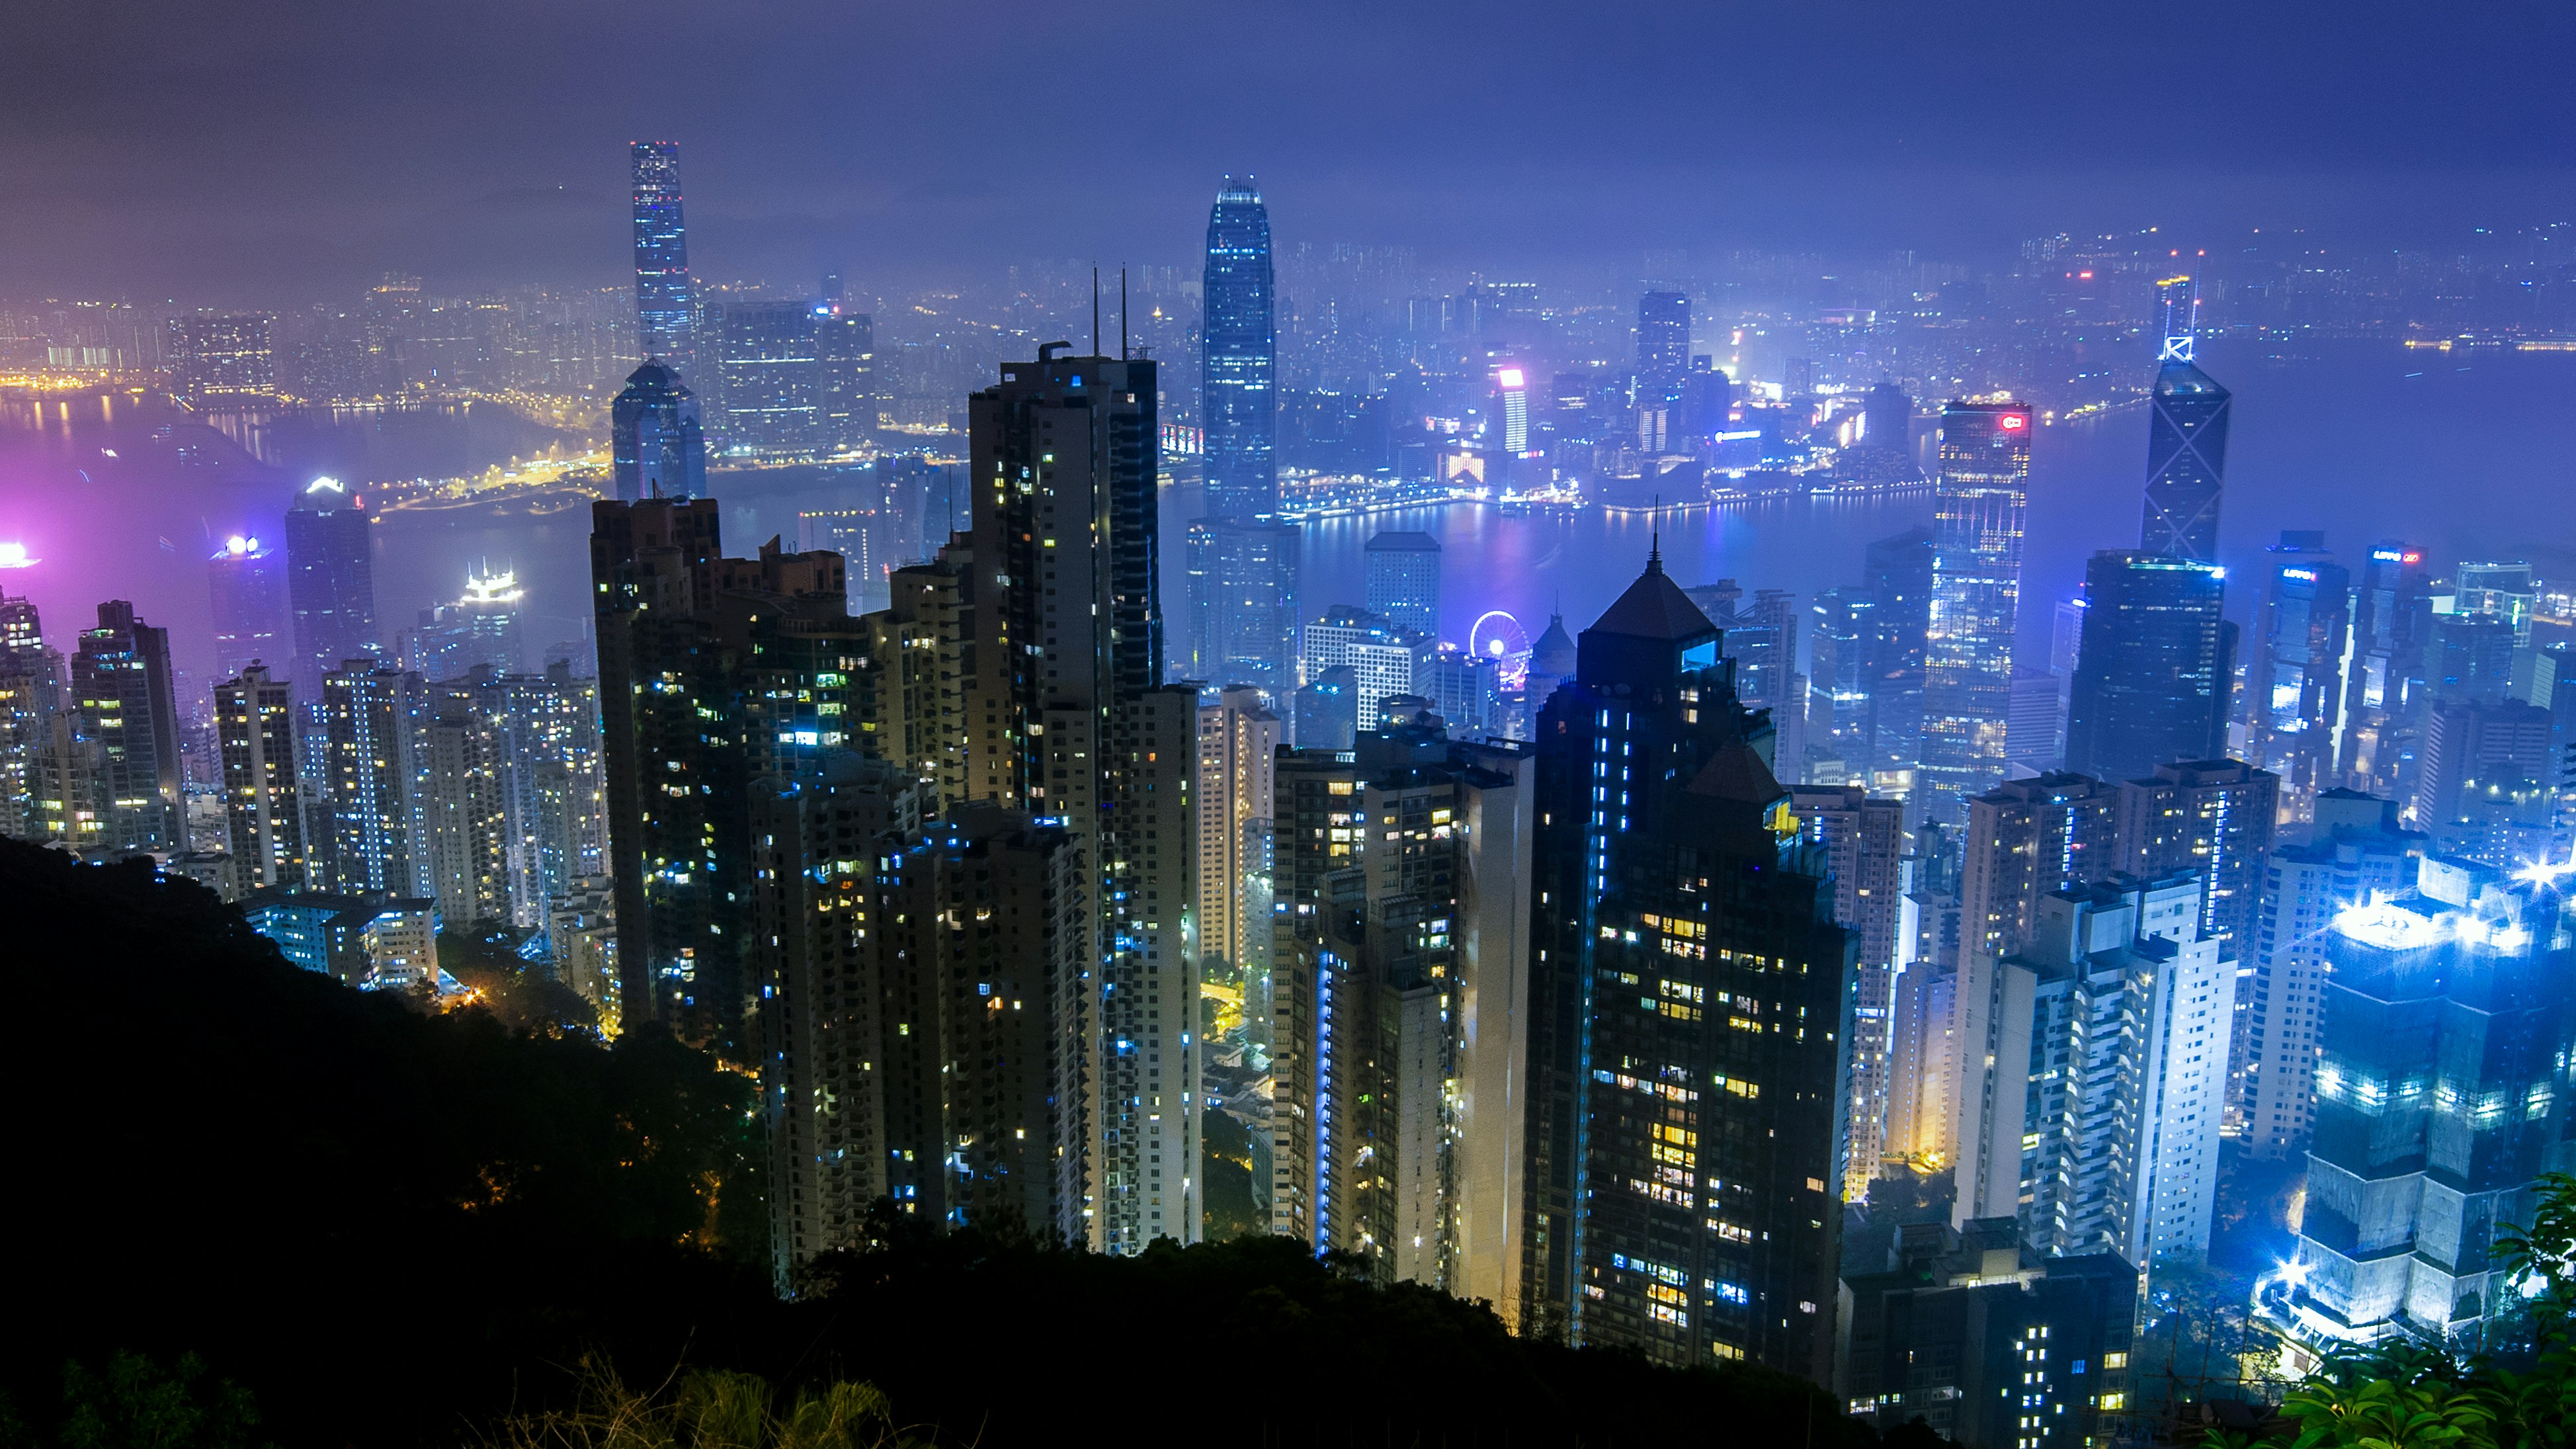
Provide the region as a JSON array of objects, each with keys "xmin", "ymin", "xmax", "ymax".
[{"xmin": 1468, "ymin": 609, "xmax": 1533, "ymax": 689}]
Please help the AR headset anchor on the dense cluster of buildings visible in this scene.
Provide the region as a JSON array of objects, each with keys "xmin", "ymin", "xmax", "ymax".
[
  {"xmin": 11, "ymin": 147, "xmax": 2576, "ymax": 1449},
  {"xmin": 0, "ymin": 477, "xmax": 612, "ymax": 1016}
]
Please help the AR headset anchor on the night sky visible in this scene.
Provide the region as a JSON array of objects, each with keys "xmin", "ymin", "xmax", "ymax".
[{"xmin": 8, "ymin": 1, "xmax": 2575, "ymax": 301}]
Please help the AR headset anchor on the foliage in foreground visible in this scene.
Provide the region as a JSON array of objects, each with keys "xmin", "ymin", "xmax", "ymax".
[
  {"xmin": 481, "ymin": 1362, "xmax": 920, "ymax": 1449},
  {"xmin": 2210, "ymin": 1172, "xmax": 2576, "ymax": 1449}
]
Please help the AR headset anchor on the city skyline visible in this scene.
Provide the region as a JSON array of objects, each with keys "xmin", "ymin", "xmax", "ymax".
[{"xmin": 11, "ymin": 12, "xmax": 2576, "ymax": 1439}]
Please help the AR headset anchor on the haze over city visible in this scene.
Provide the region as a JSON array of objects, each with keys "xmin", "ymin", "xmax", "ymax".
[{"xmin": 5, "ymin": 6, "xmax": 2576, "ymax": 1449}]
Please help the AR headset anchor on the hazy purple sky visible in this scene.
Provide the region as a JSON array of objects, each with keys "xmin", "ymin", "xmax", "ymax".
[{"xmin": 8, "ymin": 1, "xmax": 2575, "ymax": 301}]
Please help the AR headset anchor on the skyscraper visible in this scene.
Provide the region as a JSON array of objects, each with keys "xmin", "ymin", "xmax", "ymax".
[
  {"xmin": 2241, "ymin": 791, "xmax": 2425, "ymax": 1161},
  {"xmin": 1522, "ymin": 553, "xmax": 1852, "ymax": 1378},
  {"xmin": 591, "ymin": 497, "xmax": 851, "ymax": 1043},
  {"xmin": 610, "ymin": 360, "xmax": 708, "ymax": 501},
  {"xmin": 2247, "ymin": 533, "xmax": 2352, "ymax": 823},
  {"xmin": 206, "ymin": 534, "xmax": 289, "ymax": 684},
  {"xmin": 320, "ymin": 658, "xmax": 423, "ymax": 897},
  {"xmin": 757, "ymin": 776, "xmax": 1089, "ymax": 1289},
  {"xmin": 1636, "ymin": 290, "xmax": 1690, "ymax": 412},
  {"xmin": 1788, "ymin": 783, "xmax": 1906, "ymax": 1198},
  {"xmin": 1862, "ymin": 524, "xmax": 1934, "ymax": 774},
  {"xmin": 962, "ymin": 347, "xmax": 1198, "ymax": 1251},
  {"xmin": 1202, "ymin": 176, "xmax": 1277, "ymax": 522},
  {"xmin": 284, "ymin": 477, "xmax": 380, "ymax": 693},
  {"xmin": 2339, "ymin": 543, "xmax": 2432, "ymax": 795},
  {"xmin": 1195, "ymin": 684, "xmax": 1278, "ymax": 987},
  {"xmin": 218, "ymin": 664, "xmax": 304, "ymax": 891},
  {"xmin": 1268, "ymin": 720, "xmax": 1534, "ymax": 1296},
  {"xmin": 1186, "ymin": 517, "xmax": 1301, "ymax": 692},
  {"xmin": 816, "ymin": 305, "xmax": 877, "ymax": 454},
  {"xmin": 2140, "ymin": 277, "xmax": 2231, "ymax": 562},
  {"xmin": 630, "ymin": 142, "xmax": 696, "ymax": 376},
  {"xmin": 1950, "ymin": 874, "xmax": 2235, "ymax": 1266},
  {"xmin": 1919, "ymin": 401, "xmax": 2034, "ymax": 824},
  {"xmin": 1196, "ymin": 179, "xmax": 1296, "ymax": 698},
  {"xmin": 0, "ymin": 593, "xmax": 54, "ymax": 841},
  {"xmin": 708, "ymin": 300, "xmax": 825, "ymax": 458},
  {"xmin": 2263, "ymin": 859, "xmax": 2576, "ymax": 1366},
  {"xmin": 70, "ymin": 600, "xmax": 181, "ymax": 850},
  {"xmin": 2063, "ymin": 552, "xmax": 2230, "ymax": 782},
  {"xmin": 1364, "ymin": 530, "xmax": 1442, "ymax": 638},
  {"xmin": 405, "ymin": 567, "xmax": 527, "ymax": 680}
]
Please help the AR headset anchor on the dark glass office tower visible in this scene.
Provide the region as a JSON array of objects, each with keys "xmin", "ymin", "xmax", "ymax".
[
  {"xmin": 1636, "ymin": 291, "xmax": 1690, "ymax": 411},
  {"xmin": 611, "ymin": 360, "xmax": 707, "ymax": 501},
  {"xmin": 2140, "ymin": 280, "xmax": 2231, "ymax": 562},
  {"xmin": 2063, "ymin": 550, "xmax": 2230, "ymax": 780},
  {"xmin": 1918, "ymin": 401, "xmax": 2034, "ymax": 825},
  {"xmin": 1522, "ymin": 552, "xmax": 1853, "ymax": 1381},
  {"xmin": 630, "ymin": 141, "xmax": 697, "ymax": 377},
  {"xmin": 1202, "ymin": 176, "xmax": 1277, "ymax": 522},
  {"xmin": 1186, "ymin": 517, "xmax": 1300, "ymax": 692},
  {"xmin": 1862, "ymin": 524, "xmax": 1934, "ymax": 770},
  {"xmin": 284, "ymin": 479, "xmax": 380, "ymax": 693}
]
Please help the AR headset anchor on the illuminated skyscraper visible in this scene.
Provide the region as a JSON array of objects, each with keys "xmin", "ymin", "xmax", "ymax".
[
  {"xmin": 1186, "ymin": 518, "xmax": 1300, "ymax": 692},
  {"xmin": 2263, "ymin": 859, "xmax": 2576, "ymax": 1365},
  {"xmin": 630, "ymin": 142, "xmax": 696, "ymax": 376},
  {"xmin": 405, "ymin": 566, "xmax": 527, "ymax": 680},
  {"xmin": 1917, "ymin": 401, "xmax": 2034, "ymax": 825},
  {"xmin": 2241, "ymin": 791, "xmax": 2425, "ymax": 1162},
  {"xmin": 1197, "ymin": 178, "xmax": 1296, "ymax": 694},
  {"xmin": 963, "ymin": 346, "xmax": 1198, "ymax": 1251},
  {"xmin": 591, "ymin": 497, "xmax": 851, "ymax": 1044},
  {"xmin": 2063, "ymin": 551, "xmax": 2231, "ymax": 782},
  {"xmin": 610, "ymin": 359, "xmax": 707, "ymax": 501},
  {"xmin": 217, "ymin": 664, "xmax": 304, "ymax": 891},
  {"xmin": 71, "ymin": 600, "xmax": 181, "ymax": 851},
  {"xmin": 1636, "ymin": 290, "xmax": 1690, "ymax": 411},
  {"xmin": 0, "ymin": 593, "xmax": 54, "ymax": 840},
  {"xmin": 1202, "ymin": 176, "xmax": 1276, "ymax": 521},
  {"xmin": 284, "ymin": 477, "xmax": 381, "ymax": 693},
  {"xmin": 709, "ymin": 300, "xmax": 825, "ymax": 458},
  {"xmin": 1195, "ymin": 684, "xmax": 1278, "ymax": 986},
  {"xmin": 2140, "ymin": 278, "xmax": 2231, "ymax": 563},
  {"xmin": 320, "ymin": 659, "xmax": 424, "ymax": 897},
  {"xmin": 2339, "ymin": 543, "xmax": 2432, "ymax": 796},
  {"xmin": 1364, "ymin": 530, "xmax": 1441, "ymax": 638},
  {"xmin": 206, "ymin": 534, "xmax": 289, "ymax": 683},
  {"xmin": 1269, "ymin": 720, "xmax": 1533, "ymax": 1296},
  {"xmin": 2247, "ymin": 533, "xmax": 2352, "ymax": 823},
  {"xmin": 1788, "ymin": 783, "xmax": 1905, "ymax": 1198},
  {"xmin": 1522, "ymin": 554, "xmax": 1851, "ymax": 1378}
]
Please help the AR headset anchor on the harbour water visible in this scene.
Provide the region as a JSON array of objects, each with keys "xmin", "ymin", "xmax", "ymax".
[{"xmin": 5, "ymin": 335, "xmax": 2575, "ymax": 684}]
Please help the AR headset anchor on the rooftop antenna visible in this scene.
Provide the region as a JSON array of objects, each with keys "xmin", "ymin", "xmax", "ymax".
[
  {"xmin": 1120, "ymin": 267, "xmax": 1130, "ymax": 360},
  {"xmin": 1091, "ymin": 266, "xmax": 1101, "ymax": 358}
]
